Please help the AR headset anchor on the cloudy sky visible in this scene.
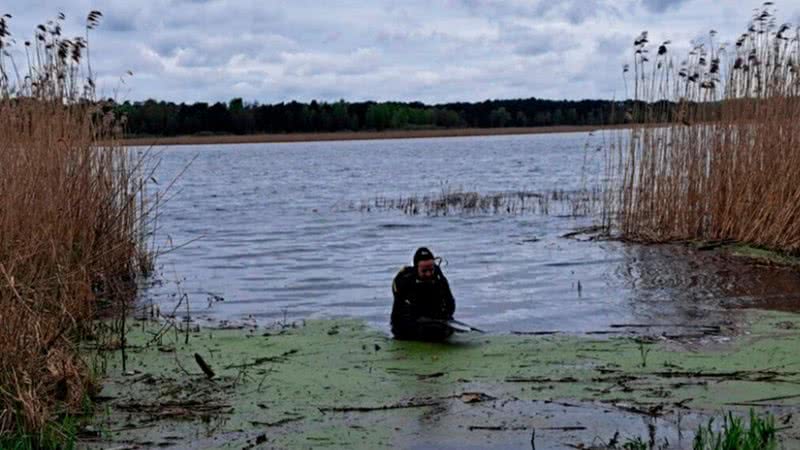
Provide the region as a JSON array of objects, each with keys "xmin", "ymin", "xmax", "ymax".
[{"xmin": 3, "ymin": 0, "xmax": 798, "ymax": 104}]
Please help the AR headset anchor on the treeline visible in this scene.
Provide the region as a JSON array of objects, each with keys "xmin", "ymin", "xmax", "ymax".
[{"xmin": 115, "ymin": 97, "xmax": 638, "ymax": 137}]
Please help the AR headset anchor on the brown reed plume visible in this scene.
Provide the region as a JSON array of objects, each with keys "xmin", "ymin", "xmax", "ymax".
[
  {"xmin": 603, "ymin": 3, "xmax": 800, "ymax": 254},
  {"xmin": 0, "ymin": 11, "xmax": 154, "ymax": 443}
]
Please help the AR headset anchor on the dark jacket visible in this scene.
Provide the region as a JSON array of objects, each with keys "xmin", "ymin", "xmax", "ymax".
[{"xmin": 391, "ymin": 265, "xmax": 455, "ymax": 335}]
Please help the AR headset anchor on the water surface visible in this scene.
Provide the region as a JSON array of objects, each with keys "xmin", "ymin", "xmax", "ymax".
[{"xmin": 142, "ymin": 132, "xmax": 800, "ymax": 332}]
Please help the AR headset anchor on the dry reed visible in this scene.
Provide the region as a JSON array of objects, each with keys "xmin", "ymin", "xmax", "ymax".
[
  {"xmin": 0, "ymin": 11, "xmax": 153, "ymax": 443},
  {"xmin": 353, "ymin": 187, "xmax": 603, "ymax": 217},
  {"xmin": 604, "ymin": 4, "xmax": 800, "ymax": 254}
]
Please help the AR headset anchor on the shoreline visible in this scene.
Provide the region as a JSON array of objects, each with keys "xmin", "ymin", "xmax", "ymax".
[
  {"xmin": 81, "ymin": 310, "xmax": 800, "ymax": 449},
  {"xmin": 118, "ymin": 124, "xmax": 629, "ymax": 147}
]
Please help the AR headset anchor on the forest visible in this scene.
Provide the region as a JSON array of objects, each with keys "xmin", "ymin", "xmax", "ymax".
[{"xmin": 115, "ymin": 97, "xmax": 635, "ymax": 136}]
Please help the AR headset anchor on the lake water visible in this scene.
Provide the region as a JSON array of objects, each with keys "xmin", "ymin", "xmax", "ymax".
[{"xmin": 141, "ymin": 132, "xmax": 800, "ymax": 333}]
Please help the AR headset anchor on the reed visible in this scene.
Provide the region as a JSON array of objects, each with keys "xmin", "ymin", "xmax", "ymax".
[
  {"xmin": 0, "ymin": 11, "xmax": 153, "ymax": 443},
  {"xmin": 604, "ymin": 4, "xmax": 800, "ymax": 254},
  {"xmin": 354, "ymin": 186, "xmax": 603, "ymax": 217}
]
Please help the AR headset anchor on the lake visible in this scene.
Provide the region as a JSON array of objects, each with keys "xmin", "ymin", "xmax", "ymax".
[{"xmin": 141, "ymin": 131, "xmax": 800, "ymax": 333}]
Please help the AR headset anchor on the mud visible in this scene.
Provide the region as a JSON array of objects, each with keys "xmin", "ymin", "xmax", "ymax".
[{"xmin": 80, "ymin": 310, "xmax": 800, "ymax": 449}]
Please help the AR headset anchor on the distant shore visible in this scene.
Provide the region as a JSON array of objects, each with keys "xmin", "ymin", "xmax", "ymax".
[{"xmin": 119, "ymin": 124, "xmax": 629, "ymax": 147}]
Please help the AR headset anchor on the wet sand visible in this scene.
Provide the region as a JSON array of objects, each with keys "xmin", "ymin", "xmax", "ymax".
[{"xmin": 119, "ymin": 125, "xmax": 630, "ymax": 147}]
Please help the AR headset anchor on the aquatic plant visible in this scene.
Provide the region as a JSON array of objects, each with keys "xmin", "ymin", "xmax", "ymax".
[
  {"xmin": 355, "ymin": 186, "xmax": 604, "ymax": 217},
  {"xmin": 0, "ymin": 414, "xmax": 79, "ymax": 450},
  {"xmin": 621, "ymin": 436, "xmax": 649, "ymax": 450},
  {"xmin": 0, "ymin": 11, "xmax": 154, "ymax": 443},
  {"xmin": 604, "ymin": 3, "xmax": 800, "ymax": 254},
  {"xmin": 692, "ymin": 409, "xmax": 778, "ymax": 450}
]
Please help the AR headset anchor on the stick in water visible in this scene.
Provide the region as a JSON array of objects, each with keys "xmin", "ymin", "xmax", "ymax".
[{"xmin": 194, "ymin": 353, "xmax": 215, "ymax": 379}]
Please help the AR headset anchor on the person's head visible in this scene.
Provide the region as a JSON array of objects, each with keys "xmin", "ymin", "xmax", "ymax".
[{"xmin": 413, "ymin": 247, "xmax": 436, "ymax": 282}]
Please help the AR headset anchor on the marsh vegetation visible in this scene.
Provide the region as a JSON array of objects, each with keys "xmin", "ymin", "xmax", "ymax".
[
  {"xmin": 0, "ymin": 11, "xmax": 154, "ymax": 446},
  {"xmin": 604, "ymin": 4, "xmax": 800, "ymax": 255},
  {"xmin": 350, "ymin": 187, "xmax": 603, "ymax": 217}
]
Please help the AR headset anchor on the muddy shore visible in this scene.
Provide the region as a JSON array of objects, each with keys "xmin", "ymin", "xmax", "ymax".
[{"xmin": 80, "ymin": 309, "xmax": 800, "ymax": 449}]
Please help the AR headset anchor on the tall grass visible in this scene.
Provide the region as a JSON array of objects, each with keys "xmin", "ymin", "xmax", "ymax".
[
  {"xmin": 604, "ymin": 4, "xmax": 800, "ymax": 253},
  {"xmin": 0, "ymin": 11, "xmax": 153, "ymax": 442}
]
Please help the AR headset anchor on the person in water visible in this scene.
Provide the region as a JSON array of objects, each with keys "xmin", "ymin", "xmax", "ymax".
[{"xmin": 391, "ymin": 247, "xmax": 456, "ymax": 341}]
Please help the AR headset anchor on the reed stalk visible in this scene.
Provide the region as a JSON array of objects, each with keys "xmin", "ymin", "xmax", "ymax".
[
  {"xmin": 0, "ymin": 11, "xmax": 153, "ymax": 443},
  {"xmin": 604, "ymin": 4, "xmax": 800, "ymax": 254}
]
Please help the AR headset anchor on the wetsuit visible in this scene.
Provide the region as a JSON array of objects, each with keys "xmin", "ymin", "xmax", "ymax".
[{"xmin": 390, "ymin": 265, "xmax": 456, "ymax": 341}]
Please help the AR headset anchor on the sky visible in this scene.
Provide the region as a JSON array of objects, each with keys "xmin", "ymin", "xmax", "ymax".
[{"xmin": 2, "ymin": 0, "xmax": 797, "ymax": 104}]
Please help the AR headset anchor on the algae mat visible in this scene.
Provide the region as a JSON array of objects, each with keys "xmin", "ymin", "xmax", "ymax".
[{"xmin": 82, "ymin": 310, "xmax": 800, "ymax": 449}]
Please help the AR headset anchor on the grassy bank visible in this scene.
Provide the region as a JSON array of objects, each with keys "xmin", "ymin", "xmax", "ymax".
[
  {"xmin": 82, "ymin": 310, "xmax": 800, "ymax": 449},
  {"xmin": 0, "ymin": 12, "xmax": 152, "ymax": 445},
  {"xmin": 604, "ymin": 6, "xmax": 800, "ymax": 254},
  {"xmin": 118, "ymin": 124, "xmax": 629, "ymax": 147}
]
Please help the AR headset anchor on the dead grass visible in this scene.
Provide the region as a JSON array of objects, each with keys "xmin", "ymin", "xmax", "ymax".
[
  {"xmin": 0, "ymin": 11, "xmax": 153, "ymax": 442},
  {"xmin": 604, "ymin": 4, "xmax": 800, "ymax": 254}
]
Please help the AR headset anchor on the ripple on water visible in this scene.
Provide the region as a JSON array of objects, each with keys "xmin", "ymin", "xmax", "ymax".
[{"xmin": 143, "ymin": 134, "xmax": 800, "ymax": 332}]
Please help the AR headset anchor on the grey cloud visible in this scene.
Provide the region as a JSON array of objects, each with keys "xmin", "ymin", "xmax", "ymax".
[
  {"xmin": 70, "ymin": 1, "xmax": 153, "ymax": 33},
  {"xmin": 104, "ymin": 15, "xmax": 136, "ymax": 32},
  {"xmin": 323, "ymin": 31, "xmax": 342, "ymax": 44},
  {"xmin": 279, "ymin": 48, "xmax": 381, "ymax": 77},
  {"xmin": 501, "ymin": 25, "xmax": 580, "ymax": 56},
  {"xmin": 515, "ymin": 41, "xmax": 556, "ymax": 56},
  {"xmin": 597, "ymin": 33, "xmax": 633, "ymax": 56},
  {"xmin": 161, "ymin": 2, "xmax": 286, "ymax": 32},
  {"xmin": 173, "ymin": 47, "xmax": 222, "ymax": 68},
  {"xmin": 537, "ymin": 1, "xmax": 623, "ymax": 25},
  {"xmin": 149, "ymin": 29, "xmax": 296, "ymax": 70},
  {"xmin": 455, "ymin": 0, "xmax": 623, "ymax": 25},
  {"xmin": 642, "ymin": 0, "xmax": 690, "ymax": 13},
  {"xmin": 0, "ymin": 0, "xmax": 766, "ymax": 104}
]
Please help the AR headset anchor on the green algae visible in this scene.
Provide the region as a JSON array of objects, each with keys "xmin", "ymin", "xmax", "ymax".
[
  {"xmin": 81, "ymin": 311, "xmax": 800, "ymax": 449},
  {"xmin": 725, "ymin": 244, "xmax": 800, "ymax": 267}
]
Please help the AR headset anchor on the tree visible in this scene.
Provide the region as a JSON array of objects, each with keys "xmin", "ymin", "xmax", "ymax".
[
  {"xmin": 331, "ymin": 100, "xmax": 350, "ymax": 130},
  {"xmin": 434, "ymin": 109, "xmax": 461, "ymax": 128},
  {"xmin": 515, "ymin": 111, "xmax": 528, "ymax": 126},
  {"xmin": 229, "ymin": 97, "xmax": 244, "ymax": 113},
  {"xmin": 552, "ymin": 108, "xmax": 563, "ymax": 125},
  {"xmin": 365, "ymin": 103, "xmax": 392, "ymax": 130},
  {"xmin": 390, "ymin": 107, "xmax": 409, "ymax": 129},
  {"xmin": 489, "ymin": 107, "xmax": 511, "ymax": 127}
]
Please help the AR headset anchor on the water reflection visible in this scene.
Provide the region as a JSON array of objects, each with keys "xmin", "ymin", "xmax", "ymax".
[{"xmin": 616, "ymin": 243, "xmax": 800, "ymax": 327}]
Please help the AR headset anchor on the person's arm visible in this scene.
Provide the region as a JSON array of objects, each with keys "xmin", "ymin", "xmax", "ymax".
[
  {"xmin": 439, "ymin": 268, "xmax": 456, "ymax": 319},
  {"xmin": 391, "ymin": 270, "xmax": 416, "ymax": 327}
]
